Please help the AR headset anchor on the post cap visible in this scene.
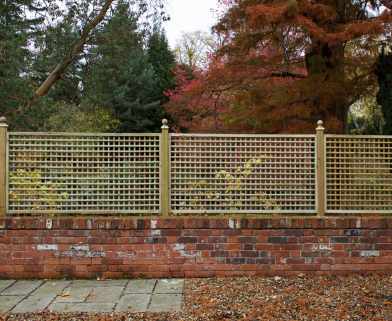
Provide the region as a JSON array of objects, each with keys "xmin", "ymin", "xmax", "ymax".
[
  {"xmin": 0, "ymin": 117, "xmax": 8, "ymax": 128},
  {"xmin": 161, "ymin": 119, "xmax": 169, "ymax": 129},
  {"xmin": 316, "ymin": 120, "xmax": 324, "ymax": 131}
]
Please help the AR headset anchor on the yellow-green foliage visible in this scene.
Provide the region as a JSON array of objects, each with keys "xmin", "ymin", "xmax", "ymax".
[
  {"xmin": 9, "ymin": 169, "xmax": 68, "ymax": 212},
  {"xmin": 45, "ymin": 102, "xmax": 120, "ymax": 132},
  {"xmin": 187, "ymin": 158, "xmax": 279, "ymax": 210}
]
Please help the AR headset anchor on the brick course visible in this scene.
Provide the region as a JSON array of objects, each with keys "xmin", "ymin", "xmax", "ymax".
[{"xmin": 0, "ymin": 217, "xmax": 392, "ymax": 279}]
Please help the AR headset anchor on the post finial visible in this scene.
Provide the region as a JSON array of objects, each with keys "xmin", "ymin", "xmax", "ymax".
[
  {"xmin": 316, "ymin": 120, "xmax": 324, "ymax": 131},
  {"xmin": 0, "ymin": 117, "xmax": 8, "ymax": 128},
  {"xmin": 161, "ymin": 119, "xmax": 168, "ymax": 129}
]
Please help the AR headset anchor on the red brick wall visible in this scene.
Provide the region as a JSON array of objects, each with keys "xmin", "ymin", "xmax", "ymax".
[{"xmin": 1, "ymin": 217, "xmax": 392, "ymax": 279}]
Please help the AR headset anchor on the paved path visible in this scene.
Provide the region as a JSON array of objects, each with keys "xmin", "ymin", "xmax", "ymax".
[{"xmin": 0, "ymin": 279, "xmax": 184, "ymax": 314}]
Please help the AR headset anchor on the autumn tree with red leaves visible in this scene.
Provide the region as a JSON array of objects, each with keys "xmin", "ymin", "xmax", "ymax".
[{"xmin": 166, "ymin": 0, "xmax": 392, "ymax": 133}]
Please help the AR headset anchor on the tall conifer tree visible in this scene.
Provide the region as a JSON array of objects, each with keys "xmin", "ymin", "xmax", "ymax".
[
  {"xmin": 147, "ymin": 29, "xmax": 176, "ymax": 105},
  {"xmin": 0, "ymin": 0, "xmax": 44, "ymax": 127},
  {"xmin": 84, "ymin": 1, "xmax": 162, "ymax": 132}
]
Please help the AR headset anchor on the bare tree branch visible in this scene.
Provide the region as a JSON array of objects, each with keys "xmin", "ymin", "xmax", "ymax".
[{"xmin": 33, "ymin": 0, "xmax": 114, "ymax": 99}]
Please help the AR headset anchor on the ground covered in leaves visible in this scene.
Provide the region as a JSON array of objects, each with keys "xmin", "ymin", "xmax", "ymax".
[{"xmin": 2, "ymin": 274, "xmax": 392, "ymax": 321}]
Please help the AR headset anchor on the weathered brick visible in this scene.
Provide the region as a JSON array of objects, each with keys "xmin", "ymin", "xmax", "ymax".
[
  {"xmin": 344, "ymin": 229, "xmax": 361, "ymax": 236},
  {"xmin": 223, "ymin": 229, "xmax": 241, "ymax": 236},
  {"xmin": 268, "ymin": 236, "xmax": 288, "ymax": 244},
  {"xmin": 239, "ymin": 236, "xmax": 257, "ymax": 243},
  {"xmin": 360, "ymin": 250, "xmax": 380, "ymax": 257},
  {"xmin": 286, "ymin": 257, "xmax": 305, "ymax": 264},
  {"xmin": 208, "ymin": 236, "xmax": 227, "ymax": 243},
  {"xmin": 240, "ymin": 251, "xmax": 259, "ymax": 258},
  {"xmin": 144, "ymin": 237, "xmax": 167, "ymax": 244},
  {"xmin": 211, "ymin": 251, "xmax": 229, "ymax": 258},
  {"xmin": 184, "ymin": 219, "xmax": 210, "ymax": 229},
  {"xmin": 156, "ymin": 219, "xmax": 183, "ymax": 229},
  {"xmin": 314, "ymin": 257, "xmax": 334, "ymax": 265},
  {"xmin": 226, "ymin": 258, "xmax": 246, "ymax": 265},
  {"xmin": 160, "ymin": 229, "xmax": 181, "ymax": 236},
  {"xmin": 285, "ymin": 229, "xmax": 304, "ymax": 236},
  {"xmin": 177, "ymin": 237, "xmax": 198, "ymax": 244},
  {"xmin": 196, "ymin": 244, "xmax": 214, "ymax": 251},
  {"xmin": 331, "ymin": 237, "xmax": 350, "ymax": 243},
  {"xmin": 256, "ymin": 257, "xmax": 275, "ymax": 264},
  {"xmin": 241, "ymin": 244, "xmax": 255, "ymax": 251},
  {"xmin": 301, "ymin": 251, "xmax": 321, "ymax": 258},
  {"xmin": 136, "ymin": 219, "xmax": 146, "ymax": 230},
  {"xmin": 376, "ymin": 244, "xmax": 392, "ymax": 250}
]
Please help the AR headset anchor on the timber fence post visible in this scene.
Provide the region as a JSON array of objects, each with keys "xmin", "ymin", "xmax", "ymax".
[
  {"xmin": 0, "ymin": 117, "xmax": 7, "ymax": 217},
  {"xmin": 316, "ymin": 120, "xmax": 326, "ymax": 216},
  {"xmin": 160, "ymin": 119, "xmax": 170, "ymax": 216}
]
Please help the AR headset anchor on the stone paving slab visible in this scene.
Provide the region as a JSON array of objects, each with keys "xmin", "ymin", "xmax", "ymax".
[
  {"xmin": 86, "ymin": 286, "xmax": 123, "ymax": 303},
  {"xmin": 125, "ymin": 279, "xmax": 156, "ymax": 294},
  {"xmin": 155, "ymin": 279, "xmax": 184, "ymax": 294},
  {"xmin": 49, "ymin": 302, "xmax": 115, "ymax": 313},
  {"xmin": 12, "ymin": 294, "xmax": 55, "ymax": 314},
  {"xmin": 72, "ymin": 280, "xmax": 128, "ymax": 288},
  {"xmin": 0, "ymin": 279, "xmax": 184, "ymax": 314},
  {"xmin": 11, "ymin": 281, "xmax": 71, "ymax": 314},
  {"xmin": 0, "ymin": 280, "xmax": 15, "ymax": 293},
  {"xmin": 0, "ymin": 296, "xmax": 25, "ymax": 314},
  {"xmin": 1, "ymin": 280, "xmax": 43, "ymax": 296},
  {"xmin": 33, "ymin": 281, "xmax": 71, "ymax": 295},
  {"xmin": 54, "ymin": 286, "xmax": 92, "ymax": 303},
  {"xmin": 115, "ymin": 294, "xmax": 151, "ymax": 312}
]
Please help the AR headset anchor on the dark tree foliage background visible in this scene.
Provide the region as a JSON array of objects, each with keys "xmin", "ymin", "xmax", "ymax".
[
  {"xmin": 0, "ymin": 0, "xmax": 45, "ymax": 129},
  {"xmin": 2, "ymin": 0, "xmax": 390, "ymax": 134},
  {"xmin": 377, "ymin": 48, "xmax": 392, "ymax": 135},
  {"xmin": 0, "ymin": 0, "xmax": 175, "ymax": 132}
]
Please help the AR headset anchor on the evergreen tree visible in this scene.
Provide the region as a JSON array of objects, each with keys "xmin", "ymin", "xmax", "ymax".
[
  {"xmin": 147, "ymin": 29, "xmax": 176, "ymax": 104},
  {"xmin": 0, "ymin": 0, "xmax": 44, "ymax": 128},
  {"xmin": 376, "ymin": 49, "xmax": 392, "ymax": 135},
  {"xmin": 84, "ymin": 1, "xmax": 162, "ymax": 132}
]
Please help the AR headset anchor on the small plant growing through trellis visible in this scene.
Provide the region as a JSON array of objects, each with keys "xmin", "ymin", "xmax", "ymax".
[
  {"xmin": 185, "ymin": 157, "xmax": 280, "ymax": 211},
  {"xmin": 9, "ymin": 169, "xmax": 69, "ymax": 213}
]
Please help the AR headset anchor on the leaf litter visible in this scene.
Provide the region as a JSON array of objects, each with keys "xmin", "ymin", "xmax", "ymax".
[{"xmin": 1, "ymin": 274, "xmax": 392, "ymax": 321}]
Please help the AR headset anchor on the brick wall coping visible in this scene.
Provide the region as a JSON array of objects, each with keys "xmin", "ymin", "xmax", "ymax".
[{"xmin": 1, "ymin": 216, "xmax": 392, "ymax": 230}]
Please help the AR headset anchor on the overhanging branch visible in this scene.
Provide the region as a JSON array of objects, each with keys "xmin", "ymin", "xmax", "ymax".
[{"xmin": 33, "ymin": 0, "xmax": 114, "ymax": 99}]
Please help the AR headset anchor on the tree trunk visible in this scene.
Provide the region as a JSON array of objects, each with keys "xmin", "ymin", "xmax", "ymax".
[
  {"xmin": 376, "ymin": 51, "xmax": 392, "ymax": 134},
  {"xmin": 305, "ymin": 41, "xmax": 349, "ymax": 133}
]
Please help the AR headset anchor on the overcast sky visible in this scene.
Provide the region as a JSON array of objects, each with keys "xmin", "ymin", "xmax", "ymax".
[{"xmin": 164, "ymin": 0, "xmax": 219, "ymax": 47}]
